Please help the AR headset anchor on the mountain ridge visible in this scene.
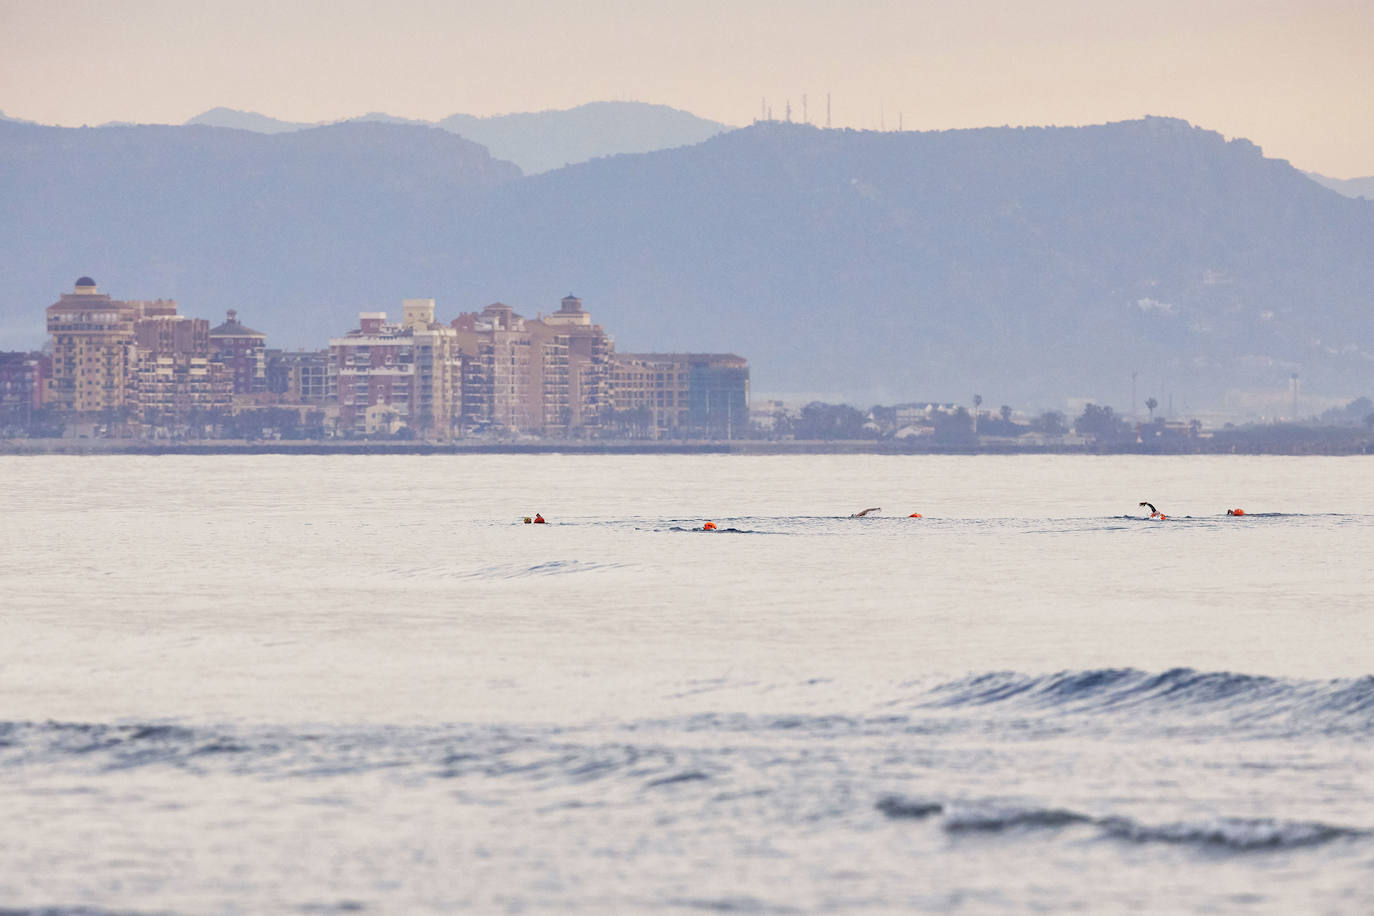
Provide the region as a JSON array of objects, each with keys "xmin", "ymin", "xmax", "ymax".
[
  {"xmin": 3, "ymin": 115, "xmax": 1372, "ymax": 407},
  {"xmin": 185, "ymin": 101, "xmax": 731, "ymax": 174}
]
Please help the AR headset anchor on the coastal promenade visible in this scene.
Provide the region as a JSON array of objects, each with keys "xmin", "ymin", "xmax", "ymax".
[
  {"xmin": 4, "ymin": 437, "xmax": 1371, "ymax": 456},
  {"xmin": 1, "ymin": 437, "xmax": 1061, "ymax": 456}
]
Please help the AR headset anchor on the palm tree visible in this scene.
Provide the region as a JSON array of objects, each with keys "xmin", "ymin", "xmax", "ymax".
[{"xmin": 1145, "ymin": 397, "xmax": 1158, "ymax": 422}]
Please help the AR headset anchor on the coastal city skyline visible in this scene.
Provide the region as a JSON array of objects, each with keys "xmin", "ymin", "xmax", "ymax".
[
  {"xmin": 6, "ymin": 276, "xmax": 750, "ymax": 441},
  {"xmin": 7, "ymin": 275, "xmax": 1372, "ymax": 452}
]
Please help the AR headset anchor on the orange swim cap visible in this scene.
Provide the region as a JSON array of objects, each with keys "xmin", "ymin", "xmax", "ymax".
[{"xmin": 703, "ymin": 522, "xmax": 717, "ymax": 530}]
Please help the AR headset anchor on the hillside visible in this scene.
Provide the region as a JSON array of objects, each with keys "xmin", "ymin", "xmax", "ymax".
[
  {"xmin": 0, "ymin": 119, "xmax": 520, "ymax": 345},
  {"xmin": 3, "ymin": 116, "xmax": 1373, "ymax": 406},
  {"xmin": 443, "ymin": 118, "xmax": 1374, "ymax": 405}
]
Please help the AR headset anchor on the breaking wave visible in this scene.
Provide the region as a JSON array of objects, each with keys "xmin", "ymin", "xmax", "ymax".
[
  {"xmin": 876, "ymin": 795, "xmax": 1368, "ymax": 850},
  {"xmin": 919, "ymin": 667, "xmax": 1374, "ymax": 733}
]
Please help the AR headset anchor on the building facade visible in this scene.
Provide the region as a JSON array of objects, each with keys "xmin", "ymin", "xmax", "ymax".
[
  {"xmin": 267, "ymin": 349, "xmax": 336, "ymax": 404},
  {"xmin": 609, "ymin": 353, "xmax": 750, "ymax": 438},
  {"xmin": 209, "ymin": 310, "xmax": 268, "ymax": 395},
  {"xmin": 329, "ymin": 302, "xmax": 463, "ymax": 437},
  {"xmin": 132, "ymin": 312, "xmax": 232, "ymax": 428},
  {"xmin": 45, "ymin": 277, "xmax": 139, "ymax": 413},
  {"xmin": 0, "ymin": 351, "xmax": 49, "ymax": 416},
  {"xmin": 449, "ymin": 295, "xmax": 613, "ymax": 437}
]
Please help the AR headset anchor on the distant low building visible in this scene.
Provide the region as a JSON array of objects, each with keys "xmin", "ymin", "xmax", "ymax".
[
  {"xmin": 609, "ymin": 353, "xmax": 749, "ymax": 438},
  {"xmin": 267, "ymin": 348, "xmax": 336, "ymax": 404},
  {"xmin": 0, "ymin": 351, "xmax": 48, "ymax": 413}
]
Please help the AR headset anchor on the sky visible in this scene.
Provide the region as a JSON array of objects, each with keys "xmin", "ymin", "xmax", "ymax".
[{"xmin": 1, "ymin": 0, "xmax": 1371, "ymax": 177}]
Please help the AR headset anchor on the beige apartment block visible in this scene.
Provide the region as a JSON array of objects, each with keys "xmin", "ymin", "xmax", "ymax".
[
  {"xmin": 45, "ymin": 277, "xmax": 140, "ymax": 413},
  {"xmin": 133, "ymin": 312, "xmax": 232, "ymax": 427},
  {"xmin": 449, "ymin": 294, "xmax": 612, "ymax": 437}
]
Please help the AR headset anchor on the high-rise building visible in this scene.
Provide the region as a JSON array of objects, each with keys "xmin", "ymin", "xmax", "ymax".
[
  {"xmin": 542, "ymin": 294, "xmax": 613, "ymax": 436},
  {"xmin": 449, "ymin": 295, "xmax": 613, "ymax": 436},
  {"xmin": 329, "ymin": 304, "xmax": 463, "ymax": 437},
  {"xmin": 401, "ymin": 298, "xmax": 463, "ymax": 438},
  {"xmin": 209, "ymin": 310, "xmax": 267, "ymax": 395},
  {"xmin": 45, "ymin": 277, "xmax": 139, "ymax": 413},
  {"xmin": 132, "ymin": 311, "xmax": 232, "ymax": 428},
  {"xmin": 45, "ymin": 279, "xmax": 237, "ymax": 429}
]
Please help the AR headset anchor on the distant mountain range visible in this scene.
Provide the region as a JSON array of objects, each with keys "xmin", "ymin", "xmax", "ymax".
[
  {"xmin": 3, "ymin": 114, "xmax": 1373, "ymax": 407},
  {"xmin": 1304, "ymin": 172, "xmax": 1374, "ymax": 201},
  {"xmin": 184, "ymin": 102, "xmax": 731, "ymax": 175}
]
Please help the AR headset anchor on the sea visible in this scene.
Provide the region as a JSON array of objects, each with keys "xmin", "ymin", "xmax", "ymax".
[{"xmin": 0, "ymin": 453, "xmax": 1371, "ymax": 914}]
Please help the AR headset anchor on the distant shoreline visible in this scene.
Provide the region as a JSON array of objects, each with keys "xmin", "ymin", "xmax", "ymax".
[{"xmin": 3, "ymin": 438, "xmax": 1371, "ymax": 456}]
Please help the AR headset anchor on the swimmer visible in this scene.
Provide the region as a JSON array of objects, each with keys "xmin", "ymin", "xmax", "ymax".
[
  {"xmin": 533, "ymin": 513, "xmax": 546, "ymax": 524},
  {"xmin": 523, "ymin": 516, "xmax": 532, "ymax": 524},
  {"xmin": 702, "ymin": 521, "xmax": 718, "ymax": 530},
  {"xmin": 1139, "ymin": 501, "xmax": 1167, "ymax": 520},
  {"xmin": 851, "ymin": 507, "xmax": 881, "ymax": 517}
]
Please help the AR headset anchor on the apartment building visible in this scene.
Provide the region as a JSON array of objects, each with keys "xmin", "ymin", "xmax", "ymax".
[
  {"xmin": 0, "ymin": 351, "xmax": 49, "ymax": 413},
  {"xmin": 209, "ymin": 310, "xmax": 268, "ymax": 395},
  {"xmin": 449, "ymin": 295, "xmax": 612, "ymax": 436},
  {"xmin": 329, "ymin": 301, "xmax": 463, "ymax": 437},
  {"xmin": 132, "ymin": 312, "xmax": 232, "ymax": 427},
  {"xmin": 609, "ymin": 353, "xmax": 750, "ymax": 438},
  {"xmin": 45, "ymin": 277, "xmax": 140, "ymax": 413},
  {"xmin": 267, "ymin": 349, "xmax": 336, "ymax": 404}
]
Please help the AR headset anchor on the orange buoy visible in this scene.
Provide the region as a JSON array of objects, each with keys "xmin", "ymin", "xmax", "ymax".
[
  {"xmin": 533, "ymin": 513, "xmax": 546, "ymax": 524},
  {"xmin": 1228, "ymin": 508, "xmax": 1245, "ymax": 516},
  {"xmin": 908, "ymin": 512, "xmax": 923, "ymax": 518},
  {"xmin": 702, "ymin": 521, "xmax": 717, "ymax": 530}
]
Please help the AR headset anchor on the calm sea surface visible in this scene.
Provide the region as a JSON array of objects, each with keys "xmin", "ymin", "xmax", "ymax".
[{"xmin": 1, "ymin": 454, "xmax": 1372, "ymax": 913}]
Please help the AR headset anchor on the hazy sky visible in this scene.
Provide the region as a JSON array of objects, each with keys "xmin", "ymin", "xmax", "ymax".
[{"xmin": 2, "ymin": 0, "xmax": 1371, "ymax": 176}]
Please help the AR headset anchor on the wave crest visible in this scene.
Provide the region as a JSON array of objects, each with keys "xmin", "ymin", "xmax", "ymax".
[{"xmin": 876, "ymin": 794, "xmax": 1367, "ymax": 850}]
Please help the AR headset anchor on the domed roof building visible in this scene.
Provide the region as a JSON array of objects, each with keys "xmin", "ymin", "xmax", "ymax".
[{"xmin": 208, "ymin": 310, "xmax": 267, "ymax": 394}]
